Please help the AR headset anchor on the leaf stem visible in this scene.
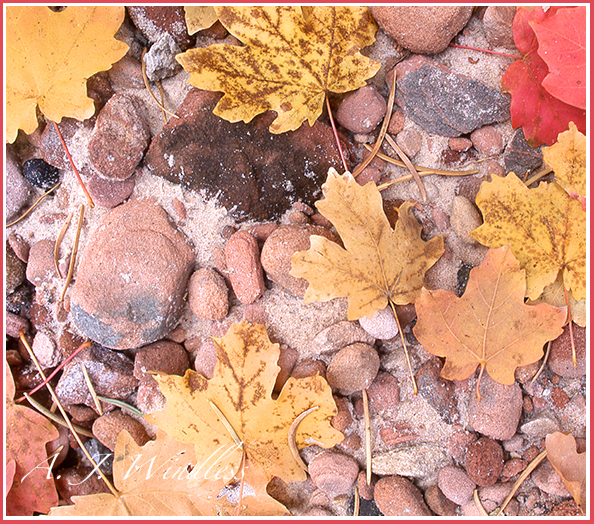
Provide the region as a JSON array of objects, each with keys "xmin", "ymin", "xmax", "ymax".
[
  {"xmin": 563, "ymin": 287, "xmax": 577, "ymax": 366},
  {"xmin": 388, "ymin": 301, "xmax": 418, "ymax": 394},
  {"xmin": 81, "ymin": 364, "xmax": 103, "ymax": 415},
  {"xmin": 326, "ymin": 96, "xmax": 349, "ymax": 173},
  {"xmin": 52, "ymin": 121, "xmax": 94, "ymax": 208},
  {"xmin": 448, "ymin": 43, "xmax": 522, "ymax": 59},
  {"xmin": 475, "ymin": 362, "xmax": 485, "ymax": 402}
]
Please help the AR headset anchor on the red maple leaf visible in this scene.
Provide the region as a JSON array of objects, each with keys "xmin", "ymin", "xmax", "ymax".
[
  {"xmin": 532, "ymin": 6, "xmax": 587, "ymax": 110},
  {"xmin": 501, "ymin": 7, "xmax": 586, "ymax": 147}
]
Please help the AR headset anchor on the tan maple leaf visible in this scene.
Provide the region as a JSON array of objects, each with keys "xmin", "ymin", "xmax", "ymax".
[
  {"xmin": 6, "ymin": 6, "xmax": 128, "ymax": 142},
  {"xmin": 176, "ymin": 6, "xmax": 380, "ymax": 133},
  {"xmin": 413, "ymin": 245, "xmax": 566, "ymax": 387},
  {"xmin": 471, "ymin": 173, "xmax": 586, "ymax": 301},
  {"xmin": 290, "ymin": 168, "xmax": 444, "ymax": 320},
  {"xmin": 145, "ymin": 321, "xmax": 343, "ymax": 507}
]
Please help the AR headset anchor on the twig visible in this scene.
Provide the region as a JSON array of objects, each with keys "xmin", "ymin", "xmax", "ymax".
[
  {"xmin": 23, "ymin": 393, "xmax": 94, "ymax": 438},
  {"xmin": 384, "ymin": 133, "xmax": 427, "ymax": 201},
  {"xmin": 473, "ymin": 489, "xmax": 489, "ymax": 516},
  {"xmin": 6, "ymin": 182, "xmax": 61, "ymax": 227},
  {"xmin": 287, "ymin": 406, "xmax": 319, "ymax": 472},
  {"xmin": 141, "ymin": 48, "xmax": 178, "ymax": 119},
  {"xmin": 448, "ymin": 43, "xmax": 522, "ymax": 59},
  {"xmin": 326, "ymin": 96, "xmax": 348, "ymax": 173},
  {"xmin": 362, "ymin": 389, "xmax": 372, "ymax": 485},
  {"xmin": 54, "ymin": 210, "xmax": 74, "ymax": 278},
  {"xmin": 59, "ymin": 204, "xmax": 85, "ymax": 303},
  {"xmin": 389, "ymin": 301, "xmax": 418, "ymax": 394},
  {"xmin": 525, "ymin": 168, "xmax": 553, "ymax": 186},
  {"xmin": 563, "ymin": 287, "xmax": 577, "ymax": 366},
  {"xmin": 529, "ymin": 341, "xmax": 551, "ymax": 387},
  {"xmin": 493, "ymin": 450, "xmax": 548, "ymax": 516},
  {"xmin": 19, "ymin": 331, "xmax": 125, "ymax": 510},
  {"xmin": 352, "ymin": 70, "xmax": 397, "ymax": 178},
  {"xmin": 82, "ymin": 364, "xmax": 103, "ymax": 415},
  {"xmin": 52, "ymin": 121, "xmax": 94, "ymax": 208}
]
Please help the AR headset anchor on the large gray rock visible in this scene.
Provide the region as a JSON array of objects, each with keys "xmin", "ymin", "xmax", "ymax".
[{"xmin": 70, "ymin": 199, "xmax": 194, "ymax": 349}]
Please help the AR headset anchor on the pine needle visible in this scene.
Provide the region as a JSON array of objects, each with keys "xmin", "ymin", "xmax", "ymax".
[
  {"xmin": 59, "ymin": 204, "xmax": 84, "ymax": 303},
  {"xmin": 6, "ymin": 181, "xmax": 61, "ymax": 227},
  {"xmin": 54, "ymin": 210, "xmax": 74, "ymax": 278},
  {"xmin": 383, "ymin": 133, "xmax": 427, "ymax": 201},
  {"xmin": 362, "ymin": 389, "xmax": 372, "ymax": 485}
]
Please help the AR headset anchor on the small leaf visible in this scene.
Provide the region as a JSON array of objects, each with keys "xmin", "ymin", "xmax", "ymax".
[{"xmin": 184, "ymin": 6, "xmax": 218, "ymax": 35}]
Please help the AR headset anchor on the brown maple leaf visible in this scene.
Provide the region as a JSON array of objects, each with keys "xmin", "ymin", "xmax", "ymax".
[{"xmin": 413, "ymin": 245, "xmax": 566, "ymax": 392}]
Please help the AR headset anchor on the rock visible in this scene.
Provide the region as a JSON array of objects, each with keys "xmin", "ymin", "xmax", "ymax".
[
  {"xmin": 520, "ymin": 412, "xmax": 561, "ymax": 438},
  {"xmin": 416, "ymin": 357, "xmax": 459, "ymax": 424},
  {"xmin": 108, "ymin": 55, "xmax": 145, "ymax": 89},
  {"xmin": 501, "ymin": 458, "xmax": 528, "ymax": 481},
  {"xmin": 374, "ymin": 475, "xmax": 432, "ymax": 516},
  {"xmin": 366, "ymin": 371, "xmax": 400, "ymax": 413},
  {"xmin": 136, "ymin": 381, "xmax": 166, "ymax": 414},
  {"xmin": 548, "ymin": 323, "xmax": 586, "ymax": 378},
  {"xmin": 531, "ymin": 460, "xmax": 571, "ymax": 497},
  {"xmin": 88, "ymin": 94, "xmax": 150, "ymax": 180},
  {"xmin": 371, "ymin": 6, "xmax": 472, "ymax": 54},
  {"xmin": 450, "ymin": 195, "xmax": 482, "ymax": 245},
  {"xmin": 503, "ymin": 129, "xmax": 543, "ymax": 176},
  {"xmin": 359, "ymin": 306, "xmax": 399, "ymax": 340},
  {"xmin": 224, "ymin": 231, "xmax": 265, "ymax": 304},
  {"xmin": 291, "ymin": 359, "xmax": 326, "ymax": 380},
  {"xmin": 32, "ymin": 331, "xmax": 60, "ymax": 369},
  {"xmin": 6, "ymin": 243, "xmax": 26, "ymax": 295},
  {"xmin": 336, "ymin": 85, "xmax": 387, "ymax": 134},
  {"xmin": 470, "ymin": 126, "xmax": 504, "ymax": 156},
  {"xmin": 193, "ymin": 338, "xmax": 218, "ymax": 380},
  {"xmin": 438, "ymin": 466, "xmax": 476, "ymax": 505},
  {"xmin": 133, "ymin": 340, "xmax": 189, "ymax": 386},
  {"xmin": 372, "ymin": 444, "xmax": 450, "ymax": 478},
  {"xmin": 188, "ymin": 268, "xmax": 229, "ymax": 319},
  {"xmin": 355, "ymin": 165, "xmax": 382, "ymax": 186},
  {"xmin": 26, "ymin": 239, "xmax": 57, "ymax": 287},
  {"xmin": 449, "ymin": 137, "xmax": 473, "ymax": 151},
  {"xmin": 92, "ymin": 410, "xmax": 150, "ymax": 451},
  {"xmin": 485, "ymin": 160, "xmax": 506, "ymax": 177},
  {"xmin": 86, "ymin": 71, "xmax": 115, "ymax": 114},
  {"xmin": 127, "ymin": 6, "xmax": 195, "ymax": 50},
  {"xmin": 467, "ymin": 373, "xmax": 523, "ymax": 440},
  {"xmin": 465, "ymin": 437, "xmax": 504, "ymax": 487},
  {"xmin": 5, "ymin": 312, "xmax": 30, "ymax": 338},
  {"xmin": 547, "ymin": 500, "xmax": 582, "ymax": 516},
  {"xmin": 483, "ymin": 6, "xmax": 517, "ymax": 48},
  {"xmin": 308, "ymin": 451, "xmax": 359, "ymax": 498},
  {"xmin": 55, "ymin": 466, "xmax": 111, "ymax": 505},
  {"xmin": 40, "ymin": 117, "xmax": 94, "ymax": 170},
  {"xmin": 394, "ymin": 55, "xmax": 510, "ymax": 137},
  {"xmin": 143, "ymin": 34, "xmax": 181, "ymax": 81},
  {"xmin": 274, "ymin": 345, "xmax": 299, "ymax": 394},
  {"xmin": 8, "ymin": 233, "xmax": 30, "ymax": 263},
  {"xmin": 388, "ymin": 110, "xmax": 406, "ymax": 135},
  {"xmin": 311, "ymin": 321, "xmax": 376, "ymax": 355},
  {"xmin": 424, "ymin": 484, "xmax": 458, "ymax": 516},
  {"xmin": 261, "ymin": 224, "xmax": 337, "ymax": 297},
  {"xmin": 55, "ymin": 344, "xmax": 138, "ymax": 409},
  {"xmin": 331, "ymin": 396, "xmax": 353, "ymax": 433},
  {"xmin": 87, "ymin": 173, "xmax": 135, "ymax": 208},
  {"xmin": 326, "ymin": 343, "xmax": 380, "ymax": 394},
  {"xmin": 70, "ymin": 199, "xmax": 194, "ymax": 350},
  {"xmin": 22, "ymin": 158, "xmax": 60, "ymax": 189},
  {"xmin": 145, "ymin": 89, "xmax": 350, "ymax": 220},
  {"xmin": 357, "ymin": 471, "xmax": 377, "ymax": 501},
  {"xmin": 478, "ymin": 481, "xmax": 514, "ymax": 507},
  {"xmin": 6, "ymin": 145, "xmax": 32, "ymax": 222},
  {"xmin": 300, "ymin": 507, "xmax": 333, "ymax": 516},
  {"xmin": 396, "ymin": 128, "xmax": 423, "ymax": 158},
  {"xmin": 46, "ymin": 424, "xmax": 70, "ymax": 469}
]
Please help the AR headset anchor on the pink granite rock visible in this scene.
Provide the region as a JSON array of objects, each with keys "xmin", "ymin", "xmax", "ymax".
[
  {"xmin": 224, "ymin": 230, "xmax": 266, "ymax": 304},
  {"xmin": 188, "ymin": 267, "xmax": 229, "ymax": 320}
]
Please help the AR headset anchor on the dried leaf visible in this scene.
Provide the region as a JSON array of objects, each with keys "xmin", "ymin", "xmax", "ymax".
[
  {"xmin": 532, "ymin": 7, "xmax": 587, "ymax": 110},
  {"xmin": 177, "ymin": 6, "xmax": 380, "ymax": 133},
  {"xmin": 501, "ymin": 7, "xmax": 586, "ymax": 147},
  {"xmin": 471, "ymin": 173, "xmax": 586, "ymax": 301},
  {"xmin": 542, "ymin": 122, "xmax": 586, "ymax": 198},
  {"xmin": 184, "ymin": 6, "xmax": 218, "ymax": 35},
  {"xmin": 528, "ymin": 272, "xmax": 586, "ymax": 327},
  {"xmin": 413, "ymin": 245, "xmax": 566, "ymax": 385},
  {"xmin": 290, "ymin": 169, "xmax": 444, "ymax": 320},
  {"xmin": 145, "ymin": 321, "xmax": 342, "ymax": 510},
  {"xmin": 6, "ymin": 6, "xmax": 128, "ymax": 142},
  {"xmin": 545, "ymin": 432, "xmax": 586, "ymax": 514},
  {"xmin": 6, "ymin": 366, "xmax": 59, "ymax": 516}
]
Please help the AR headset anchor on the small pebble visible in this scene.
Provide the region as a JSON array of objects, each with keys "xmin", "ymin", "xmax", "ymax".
[
  {"xmin": 471, "ymin": 125, "xmax": 504, "ymax": 156},
  {"xmin": 247, "ymin": 222, "xmax": 279, "ymax": 243},
  {"xmin": 330, "ymin": 396, "xmax": 353, "ymax": 433},
  {"xmin": 188, "ymin": 268, "xmax": 229, "ymax": 320},
  {"xmin": 355, "ymin": 166, "xmax": 382, "ymax": 186},
  {"xmin": 8, "ymin": 233, "xmax": 30, "ymax": 262},
  {"xmin": 25, "ymin": 239, "xmax": 58, "ymax": 287},
  {"xmin": 6, "ymin": 242, "xmax": 26, "ymax": 295},
  {"xmin": 501, "ymin": 458, "xmax": 528, "ymax": 481},
  {"xmin": 243, "ymin": 302, "xmax": 268, "ymax": 325},
  {"xmin": 311, "ymin": 321, "xmax": 375, "ymax": 355},
  {"xmin": 336, "ymin": 85, "xmax": 387, "ymax": 134},
  {"xmin": 519, "ymin": 412, "xmax": 560, "ymax": 438},
  {"xmin": 502, "ymin": 434, "xmax": 524, "ymax": 453},
  {"xmin": 326, "ymin": 343, "xmax": 380, "ymax": 394},
  {"xmin": 373, "ymin": 475, "xmax": 432, "ymax": 516},
  {"xmin": 396, "ymin": 128, "xmax": 423, "ymax": 158},
  {"xmin": 359, "ymin": 306, "xmax": 399, "ymax": 340},
  {"xmin": 6, "ymin": 145, "xmax": 32, "ymax": 222},
  {"xmin": 291, "ymin": 359, "xmax": 326, "ymax": 380},
  {"xmin": 55, "ymin": 466, "xmax": 110, "ymax": 505},
  {"xmin": 22, "ymin": 158, "xmax": 60, "ymax": 189},
  {"xmin": 531, "ymin": 460, "xmax": 571, "ymax": 497},
  {"xmin": 136, "ymin": 381, "xmax": 166, "ymax": 414},
  {"xmin": 437, "ymin": 466, "xmax": 476, "ymax": 505},
  {"xmin": 143, "ymin": 34, "xmax": 182, "ymax": 82},
  {"xmin": 225, "ymin": 230, "xmax": 266, "ymax": 304},
  {"xmin": 548, "ymin": 323, "xmax": 586, "ymax": 378},
  {"xmin": 357, "ymin": 471, "xmax": 376, "ymax": 500},
  {"xmin": 449, "ymin": 137, "xmax": 473, "ymax": 152},
  {"xmin": 450, "ymin": 195, "xmax": 482, "ymax": 245},
  {"xmin": 133, "ymin": 340, "xmax": 189, "ymax": 386},
  {"xmin": 484, "ymin": 160, "xmax": 506, "ymax": 177},
  {"xmin": 483, "ymin": 6, "xmax": 516, "ymax": 48},
  {"xmin": 87, "ymin": 173, "xmax": 135, "ymax": 208},
  {"xmin": 92, "ymin": 410, "xmax": 150, "ymax": 452},
  {"xmin": 465, "ymin": 437, "xmax": 504, "ymax": 487},
  {"xmin": 5, "ymin": 312, "xmax": 30, "ymax": 338},
  {"xmin": 424, "ymin": 484, "xmax": 458, "ymax": 516},
  {"xmin": 388, "ymin": 110, "xmax": 406, "ymax": 135},
  {"xmin": 32, "ymin": 331, "xmax": 60, "ymax": 369},
  {"xmin": 307, "ymin": 451, "xmax": 359, "ymax": 498},
  {"xmin": 193, "ymin": 338, "xmax": 218, "ymax": 379},
  {"xmin": 366, "ymin": 371, "xmax": 400, "ymax": 413}
]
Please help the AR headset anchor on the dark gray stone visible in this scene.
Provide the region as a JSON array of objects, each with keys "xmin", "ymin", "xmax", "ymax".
[{"xmin": 503, "ymin": 129, "xmax": 543, "ymax": 176}]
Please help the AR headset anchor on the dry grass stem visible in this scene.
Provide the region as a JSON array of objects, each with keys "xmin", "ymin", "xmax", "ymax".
[
  {"xmin": 6, "ymin": 181, "xmax": 61, "ymax": 227},
  {"xmin": 473, "ymin": 489, "xmax": 489, "ymax": 516},
  {"xmin": 353, "ymin": 486, "xmax": 360, "ymax": 516},
  {"xmin": 23, "ymin": 393, "xmax": 94, "ymax": 438},
  {"xmin": 96, "ymin": 396, "xmax": 143, "ymax": 417},
  {"xmin": 389, "ymin": 301, "xmax": 418, "ymax": 394},
  {"xmin": 524, "ymin": 168, "xmax": 553, "ymax": 186},
  {"xmin": 288, "ymin": 406, "xmax": 320, "ymax": 472},
  {"xmin": 141, "ymin": 48, "xmax": 178, "ymax": 119}
]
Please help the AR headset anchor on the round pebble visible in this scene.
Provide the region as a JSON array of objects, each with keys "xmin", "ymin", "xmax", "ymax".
[
  {"xmin": 92, "ymin": 410, "xmax": 151, "ymax": 452},
  {"xmin": 22, "ymin": 158, "xmax": 60, "ymax": 189},
  {"xmin": 424, "ymin": 484, "xmax": 458, "ymax": 516},
  {"xmin": 225, "ymin": 230, "xmax": 266, "ymax": 304},
  {"xmin": 465, "ymin": 437, "xmax": 504, "ymax": 487},
  {"xmin": 388, "ymin": 110, "xmax": 406, "ymax": 135},
  {"xmin": 307, "ymin": 451, "xmax": 359, "ymax": 498},
  {"xmin": 531, "ymin": 460, "xmax": 571, "ymax": 497},
  {"xmin": 87, "ymin": 173, "xmax": 135, "ymax": 208},
  {"xmin": 548, "ymin": 323, "xmax": 586, "ymax": 378},
  {"xmin": 357, "ymin": 471, "xmax": 376, "ymax": 501},
  {"xmin": 366, "ymin": 371, "xmax": 400, "ymax": 413},
  {"xmin": 326, "ymin": 343, "xmax": 380, "ymax": 394},
  {"xmin": 374, "ymin": 475, "xmax": 432, "ymax": 516},
  {"xmin": 193, "ymin": 338, "xmax": 218, "ymax": 380},
  {"xmin": 449, "ymin": 137, "xmax": 473, "ymax": 152},
  {"xmin": 8, "ymin": 233, "xmax": 29, "ymax": 263},
  {"xmin": 450, "ymin": 195, "xmax": 482, "ymax": 245},
  {"xmin": 32, "ymin": 331, "xmax": 60, "ymax": 369},
  {"xmin": 273, "ymin": 345, "xmax": 298, "ymax": 393},
  {"xmin": 359, "ymin": 306, "xmax": 399, "ymax": 340},
  {"xmin": 291, "ymin": 359, "xmax": 326, "ymax": 380},
  {"xmin": 438, "ymin": 466, "xmax": 476, "ymax": 505},
  {"xmin": 133, "ymin": 340, "xmax": 189, "ymax": 385},
  {"xmin": 6, "ymin": 242, "xmax": 26, "ymax": 295},
  {"xmin": 483, "ymin": 6, "xmax": 516, "ymax": 48},
  {"xmin": 336, "ymin": 85, "xmax": 387, "ymax": 134},
  {"xmin": 330, "ymin": 396, "xmax": 353, "ymax": 433},
  {"xmin": 471, "ymin": 126, "xmax": 504, "ymax": 156},
  {"xmin": 25, "ymin": 239, "xmax": 58, "ymax": 287},
  {"xmin": 396, "ymin": 128, "xmax": 423, "ymax": 158},
  {"xmin": 188, "ymin": 267, "xmax": 229, "ymax": 320}
]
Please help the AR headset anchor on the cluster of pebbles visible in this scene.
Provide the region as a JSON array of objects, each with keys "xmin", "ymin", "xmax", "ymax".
[{"xmin": 5, "ymin": 6, "xmax": 585, "ymax": 516}]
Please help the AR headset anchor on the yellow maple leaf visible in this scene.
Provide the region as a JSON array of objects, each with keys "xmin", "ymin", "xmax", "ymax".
[
  {"xmin": 413, "ymin": 245, "xmax": 566, "ymax": 387},
  {"xmin": 290, "ymin": 169, "xmax": 444, "ymax": 320},
  {"xmin": 184, "ymin": 6, "xmax": 218, "ymax": 34},
  {"xmin": 176, "ymin": 6, "xmax": 380, "ymax": 133},
  {"xmin": 145, "ymin": 321, "xmax": 342, "ymax": 506},
  {"xmin": 527, "ymin": 273, "xmax": 586, "ymax": 327},
  {"xmin": 542, "ymin": 122, "xmax": 586, "ymax": 198},
  {"xmin": 471, "ymin": 173, "xmax": 586, "ymax": 301},
  {"xmin": 6, "ymin": 6, "xmax": 128, "ymax": 143}
]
